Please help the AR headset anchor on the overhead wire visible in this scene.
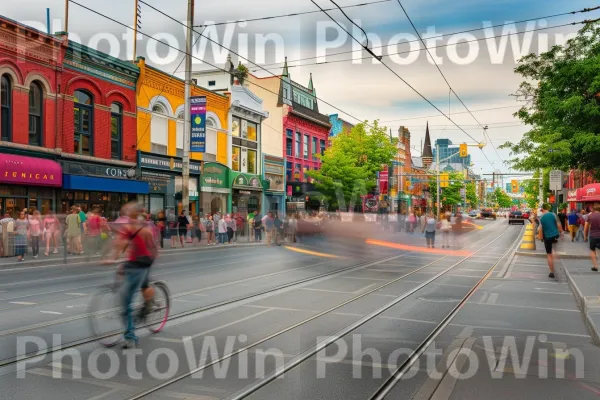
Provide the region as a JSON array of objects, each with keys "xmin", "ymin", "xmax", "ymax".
[
  {"xmin": 68, "ymin": 0, "xmax": 368, "ymax": 128},
  {"xmin": 193, "ymin": 0, "xmax": 391, "ymax": 28},
  {"xmin": 258, "ymin": 5, "xmax": 600, "ymax": 69},
  {"xmin": 380, "ymin": 105, "xmax": 520, "ymax": 123}
]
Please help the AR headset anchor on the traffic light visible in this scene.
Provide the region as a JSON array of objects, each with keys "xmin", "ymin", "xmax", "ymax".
[
  {"xmin": 440, "ymin": 173, "xmax": 449, "ymax": 188},
  {"xmin": 404, "ymin": 179, "xmax": 411, "ymax": 191},
  {"xmin": 459, "ymin": 143, "xmax": 468, "ymax": 158},
  {"xmin": 511, "ymin": 180, "xmax": 519, "ymax": 193}
]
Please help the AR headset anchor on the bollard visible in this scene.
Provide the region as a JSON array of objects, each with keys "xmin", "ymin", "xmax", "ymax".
[{"xmin": 520, "ymin": 224, "xmax": 536, "ymax": 250}]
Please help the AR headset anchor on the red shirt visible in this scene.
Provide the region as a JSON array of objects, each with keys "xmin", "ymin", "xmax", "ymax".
[{"xmin": 122, "ymin": 226, "xmax": 155, "ymax": 265}]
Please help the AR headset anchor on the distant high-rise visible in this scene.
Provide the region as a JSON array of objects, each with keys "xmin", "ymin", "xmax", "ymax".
[{"xmin": 432, "ymin": 138, "xmax": 472, "ymax": 167}]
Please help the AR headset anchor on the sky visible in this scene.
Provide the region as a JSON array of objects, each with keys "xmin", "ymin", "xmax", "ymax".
[{"xmin": 5, "ymin": 0, "xmax": 599, "ymax": 176}]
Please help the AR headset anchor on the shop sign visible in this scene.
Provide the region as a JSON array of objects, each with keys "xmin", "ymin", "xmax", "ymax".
[
  {"xmin": 0, "ymin": 154, "xmax": 62, "ymax": 187},
  {"xmin": 232, "ymin": 173, "xmax": 263, "ymax": 190},
  {"xmin": 140, "ymin": 171, "xmax": 170, "ymax": 194},
  {"xmin": 264, "ymin": 163, "xmax": 284, "ymax": 175},
  {"xmin": 139, "ymin": 152, "xmax": 201, "ymax": 174},
  {"xmin": 62, "ymin": 160, "xmax": 131, "ymax": 179},
  {"xmin": 577, "ymin": 183, "xmax": 600, "ymax": 202},
  {"xmin": 265, "ymin": 174, "xmax": 284, "ymax": 192},
  {"xmin": 190, "ymin": 96, "xmax": 206, "ymax": 152},
  {"xmin": 201, "ymin": 163, "xmax": 229, "ymax": 189},
  {"xmin": 567, "ymin": 190, "xmax": 578, "ymax": 202}
]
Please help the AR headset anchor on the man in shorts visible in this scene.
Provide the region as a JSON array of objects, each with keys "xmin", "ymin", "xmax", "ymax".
[
  {"xmin": 538, "ymin": 203, "xmax": 564, "ymax": 278},
  {"xmin": 584, "ymin": 204, "xmax": 600, "ymax": 272}
]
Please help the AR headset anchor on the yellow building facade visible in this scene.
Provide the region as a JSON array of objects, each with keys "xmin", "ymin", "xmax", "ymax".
[{"xmin": 135, "ymin": 57, "xmax": 229, "ymax": 164}]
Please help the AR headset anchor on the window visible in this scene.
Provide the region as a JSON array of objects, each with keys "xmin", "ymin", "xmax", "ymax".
[
  {"xmin": 206, "ymin": 117, "xmax": 216, "ymax": 128},
  {"xmin": 248, "ymin": 149, "xmax": 257, "ymax": 174},
  {"xmin": 110, "ymin": 103, "xmax": 122, "ymax": 159},
  {"xmin": 176, "ymin": 111, "xmax": 184, "ymax": 157},
  {"xmin": 1, "ymin": 75, "xmax": 11, "ymax": 141},
  {"xmin": 307, "ymin": 99, "xmax": 313, "ymax": 109},
  {"xmin": 312, "ymin": 137, "xmax": 318, "ymax": 157},
  {"xmin": 295, "ymin": 163, "xmax": 302, "ymax": 181},
  {"xmin": 304, "ymin": 134, "xmax": 309, "ymax": 158},
  {"xmin": 303, "ymin": 166, "xmax": 309, "ymax": 182},
  {"xmin": 295, "ymin": 132, "xmax": 301, "ymax": 158},
  {"xmin": 208, "ymin": 80, "xmax": 216, "ymax": 87},
  {"xmin": 28, "ymin": 82, "xmax": 43, "ymax": 146},
  {"xmin": 286, "ymin": 136, "xmax": 293, "ymax": 156},
  {"xmin": 286, "ymin": 161, "xmax": 292, "ymax": 182},
  {"xmin": 232, "ymin": 146, "xmax": 241, "ymax": 171},
  {"xmin": 320, "ymin": 139, "xmax": 326, "ymax": 156},
  {"xmin": 73, "ymin": 90, "xmax": 93, "ymax": 156},
  {"xmin": 232, "ymin": 117, "xmax": 240, "ymax": 137},
  {"xmin": 247, "ymin": 121, "xmax": 257, "ymax": 141},
  {"xmin": 283, "ymin": 87, "xmax": 289, "ymax": 99},
  {"xmin": 151, "ymin": 102, "xmax": 168, "ymax": 155}
]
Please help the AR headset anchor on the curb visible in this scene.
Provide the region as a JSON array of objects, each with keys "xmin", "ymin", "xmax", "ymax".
[
  {"xmin": 563, "ymin": 265, "xmax": 600, "ymax": 346},
  {"xmin": 0, "ymin": 242, "xmax": 266, "ymax": 269},
  {"xmin": 515, "ymin": 250, "xmax": 590, "ymax": 259}
]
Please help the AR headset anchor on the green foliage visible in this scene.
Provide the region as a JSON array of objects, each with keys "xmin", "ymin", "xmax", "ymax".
[
  {"xmin": 559, "ymin": 202, "xmax": 569, "ymax": 212},
  {"xmin": 233, "ymin": 63, "xmax": 249, "ymax": 84},
  {"xmin": 495, "ymin": 188, "xmax": 513, "ymax": 208},
  {"xmin": 306, "ymin": 121, "xmax": 397, "ymax": 210},
  {"xmin": 466, "ymin": 182, "xmax": 479, "ymax": 208},
  {"xmin": 521, "ymin": 175, "xmax": 540, "ymax": 209},
  {"xmin": 500, "ymin": 22, "xmax": 600, "ymax": 176},
  {"xmin": 429, "ymin": 172, "xmax": 466, "ymax": 209}
]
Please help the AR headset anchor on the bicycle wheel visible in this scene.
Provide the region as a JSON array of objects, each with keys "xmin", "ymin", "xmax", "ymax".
[
  {"xmin": 88, "ymin": 286, "xmax": 123, "ymax": 347},
  {"xmin": 146, "ymin": 281, "xmax": 170, "ymax": 334}
]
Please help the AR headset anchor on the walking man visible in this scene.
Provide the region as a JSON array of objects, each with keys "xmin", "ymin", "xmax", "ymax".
[
  {"xmin": 584, "ymin": 204, "xmax": 600, "ymax": 272},
  {"xmin": 567, "ymin": 208, "xmax": 580, "ymax": 242},
  {"xmin": 538, "ymin": 203, "xmax": 564, "ymax": 278}
]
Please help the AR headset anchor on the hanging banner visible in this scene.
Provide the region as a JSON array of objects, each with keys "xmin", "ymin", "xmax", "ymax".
[
  {"xmin": 190, "ymin": 96, "xmax": 206, "ymax": 152},
  {"xmin": 241, "ymin": 148, "xmax": 248, "ymax": 173}
]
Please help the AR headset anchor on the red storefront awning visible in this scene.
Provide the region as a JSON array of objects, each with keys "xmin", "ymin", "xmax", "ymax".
[
  {"xmin": 577, "ymin": 183, "xmax": 600, "ymax": 202},
  {"xmin": 0, "ymin": 154, "xmax": 62, "ymax": 187}
]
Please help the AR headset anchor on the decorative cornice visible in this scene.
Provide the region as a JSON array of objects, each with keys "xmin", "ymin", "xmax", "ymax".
[
  {"xmin": 94, "ymin": 104, "xmax": 111, "ymax": 112},
  {"xmin": 123, "ymin": 111, "xmax": 137, "ymax": 118}
]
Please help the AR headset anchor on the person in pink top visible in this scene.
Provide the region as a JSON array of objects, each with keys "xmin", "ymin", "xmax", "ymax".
[
  {"xmin": 44, "ymin": 211, "xmax": 60, "ymax": 256},
  {"xmin": 29, "ymin": 210, "xmax": 42, "ymax": 258}
]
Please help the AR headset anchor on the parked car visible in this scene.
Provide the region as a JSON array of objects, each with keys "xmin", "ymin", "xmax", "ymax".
[
  {"xmin": 522, "ymin": 209, "xmax": 531, "ymax": 219},
  {"xmin": 468, "ymin": 210, "xmax": 479, "ymax": 218},
  {"xmin": 508, "ymin": 210, "xmax": 525, "ymax": 225}
]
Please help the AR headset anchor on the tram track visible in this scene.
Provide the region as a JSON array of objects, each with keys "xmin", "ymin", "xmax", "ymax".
[{"xmin": 122, "ymin": 223, "xmax": 517, "ymax": 400}]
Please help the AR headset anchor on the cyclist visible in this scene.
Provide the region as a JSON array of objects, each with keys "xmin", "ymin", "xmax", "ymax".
[{"xmin": 103, "ymin": 202, "xmax": 157, "ymax": 349}]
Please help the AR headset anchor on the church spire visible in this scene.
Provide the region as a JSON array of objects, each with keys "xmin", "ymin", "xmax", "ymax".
[
  {"xmin": 308, "ymin": 72, "xmax": 314, "ymax": 92},
  {"xmin": 422, "ymin": 121, "xmax": 433, "ymax": 168},
  {"xmin": 282, "ymin": 57, "xmax": 289, "ymax": 78}
]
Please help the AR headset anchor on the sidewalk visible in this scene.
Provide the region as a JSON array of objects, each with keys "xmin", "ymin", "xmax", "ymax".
[
  {"xmin": 0, "ymin": 240, "xmax": 265, "ymax": 269},
  {"xmin": 516, "ymin": 231, "xmax": 592, "ymax": 259}
]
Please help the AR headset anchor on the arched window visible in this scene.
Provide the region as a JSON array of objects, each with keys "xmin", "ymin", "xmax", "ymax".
[
  {"xmin": 74, "ymin": 90, "xmax": 93, "ymax": 155},
  {"xmin": 152, "ymin": 103, "xmax": 167, "ymax": 114},
  {"xmin": 110, "ymin": 103, "xmax": 122, "ymax": 160},
  {"xmin": 150, "ymin": 102, "xmax": 168, "ymax": 155},
  {"xmin": 206, "ymin": 117, "xmax": 216, "ymax": 128},
  {"xmin": 1, "ymin": 74, "xmax": 11, "ymax": 141},
  {"xmin": 28, "ymin": 82, "xmax": 43, "ymax": 146}
]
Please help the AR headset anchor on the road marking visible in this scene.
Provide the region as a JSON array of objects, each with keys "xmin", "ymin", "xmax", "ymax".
[
  {"xmin": 244, "ymin": 304, "xmax": 314, "ymax": 313},
  {"xmin": 152, "ymin": 309, "xmax": 272, "ymax": 343},
  {"xmin": 191, "ymin": 293, "xmax": 210, "ymax": 297},
  {"xmin": 174, "ymin": 299, "xmax": 200, "ymax": 303},
  {"xmin": 340, "ymin": 276, "xmax": 389, "ymax": 281},
  {"xmin": 66, "ymin": 304, "xmax": 87, "ymax": 309},
  {"xmin": 430, "ymin": 337, "xmax": 478, "ymax": 400},
  {"xmin": 486, "ymin": 293, "xmax": 499, "ymax": 304},
  {"xmin": 283, "ymin": 246, "xmax": 340, "ymax": 258},
  {"xmin": 466, "ymin": 302, "xmax": 579, "ymax": 312},
  {"xmin": 65, "ymin": 293, "xmax": 87, "ymax": 296},
  {"xmin": 51, "ymin": 362, "xmax": 82, "ymax": 372},
  {"xmin": 534, "ymin": 289, "xmax": 571, "ymax": 295},
  {"xmin": 9, "ymin": 301, "xmax": 36, "ymax": 305},
  {"xmin": 478, "ymin": 292, "xmax": 489, "ymax": 304},
  {"xmin": 40, "ymin": 311, "xmax": 62, "ymax": 315},
  {"xmin": 86, "ymin": 389, "xmax": 122, "ymax": 400},
  {"xmin": 299, "ymin": 288, "xmax": 354, "ymax": 294}
]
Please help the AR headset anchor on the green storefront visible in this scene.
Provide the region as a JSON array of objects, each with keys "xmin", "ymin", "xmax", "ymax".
[
  {"xmin": 230, "ymin": 172, "xmax": 263, "ymax": 217},
  {"xmin": 200, "ymin": 162, "xmax": 231, "ymax": 216}
]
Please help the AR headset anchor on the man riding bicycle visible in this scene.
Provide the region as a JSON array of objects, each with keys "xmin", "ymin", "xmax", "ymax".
[{"xmin": 103, "ymin": 202, "xmax": 158, "ymax": 349}]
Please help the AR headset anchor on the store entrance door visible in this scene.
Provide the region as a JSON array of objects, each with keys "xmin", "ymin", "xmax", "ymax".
[{"xmin": 0, "ymin": 198, "xmax": 27, "ymax": 218}]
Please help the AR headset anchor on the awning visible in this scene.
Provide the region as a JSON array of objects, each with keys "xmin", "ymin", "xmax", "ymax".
[
  {"xmin": 0, "ymin": 153, "xmax": 62, "ymax": 187},
  {"xmin": 63, "ymin": 174, "xmax": 149, "ymax": 194},
  {"xmin": 577, "ymin": 183, "xmax": 600, "ymax": 202}
]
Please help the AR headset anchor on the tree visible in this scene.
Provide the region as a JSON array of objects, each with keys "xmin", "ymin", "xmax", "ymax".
[
  {"xmin": 500, "ymin": 22, "xmax": 600, "ymax": 176},
  {"xmin": 466, "ymin": 182, "xmax": 479, "ymax": 209},
  {"xmin": 495, "ymin": 188, "xmax": 513, "ymax": 208},
  {"xmin": 306, "ymin": 121, "xmax": 397, "ymax": 210},
  {"xmin": 428, "ymin": 171, "xmax": 466, "ymax": 213}
]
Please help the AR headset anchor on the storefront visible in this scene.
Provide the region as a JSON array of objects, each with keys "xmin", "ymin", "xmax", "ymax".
[
  {"xmin": 200, "ymin": 162, "xmax": 230, "ymax": 215},
  {"xmin": 0, "ymin": 153, "xmax": 62, "ymax": 216},
  {"xmin": 577, "ymin": 183, "xmax": 600, "ymax": 211},
  {"xmin": 138, "ymin": 152, "xmax": 201, "ymax": 216},
  {"xmin": 60, "ymin": 159, "xmax": 148, "ymax": 220},
  {"xmin": 263, "ymin": 155, "xmax": 285, "ymax": 215},
  {"xmin": 286, "ymin": 182, "xmax": 321, "ymax": 213},
  {"xmin": 231, "ymin": 172, "xmax": 263, "ymax": 217}
]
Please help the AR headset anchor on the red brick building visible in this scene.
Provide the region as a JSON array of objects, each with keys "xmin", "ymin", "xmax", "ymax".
[{"xmin": 0, "ymin": 18, "xmax": 146, "ymax": 217}]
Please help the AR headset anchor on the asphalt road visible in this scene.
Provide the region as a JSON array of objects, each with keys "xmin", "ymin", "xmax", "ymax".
[{"xmin": 0, "ymin": 218, "xmax": 580, "ymax": 400}]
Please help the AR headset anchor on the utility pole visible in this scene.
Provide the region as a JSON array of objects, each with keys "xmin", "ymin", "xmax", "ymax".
[
  {"xmin": 436, "ymin": 142, "xmax": 440, "ymax": 220},
  {"xmin": 133, "ymin": 0, "xmax": 140, "ymax": 60},
  {"xmin": 181, "ymin": 0, "xmax": 194, "ymax": 214},
  {"xmin": 484, "ymin": 179, "xmax": 487, "ymax": 208}
]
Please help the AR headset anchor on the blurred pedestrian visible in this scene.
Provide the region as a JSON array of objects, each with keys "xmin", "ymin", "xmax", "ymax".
[
  {"xmin": 176, "ymin": 211, "xmax": 188, "ymax": 248},
  {"xmin": 226, "ymin": 214, "xmax": 235, "ymax": 244},
  {"xmin": 234, "ymin": 212, "xmax": 244, "ymax": 242},
  {"xmin": 538, "ymin": 202, "xmax": 563, "ymax": 279},
  {"xmin": 274, "ymin": 212, "xmax": 283, "ymax": 246},
  {"xmin": 567, "ymin": 208, "xmax": 580, "ymax": 242},
  {"xmin": 86, "ymin": 207, "xmax": 102, "ymax": 256},
  {"xmin": 15, "ymin": 211, "xmax": 29, "ymax": 261},
  {"xmin": 408, "ymin": 211, "xmax": 416, "ymax": 233},
  {"xmin": 422, "ymin": 212, "xmax": 438, "ymax": 248},
  {"xmin": 584, "ymin": 204, "xmax": 600, "ymax": 272},
  {"xmin": 557, "ymin": 208, "xmax": 568, "ymax": 232},
  {"xmin": 247, "ymin": 211, "xmax": 255, "ymax": 242},
  {"xmin": 253, "ymin": 211, "xmax": 263, "ymax": 242},
  {"xmin": 440, "ymin": 212, "xmax": 452, "ymax": 248},
  {"xmin": 65, "ymin": 206, "xmax": 82, "ymax": 255},
  {"xmin": 204, "ymin": 214, "xmax": 215, "ymax": 245},
  {"xmin": 167, "ymin": 209, "xmax": 177, "ymax": 248},
  {"xmin": 577, "ymin": 210, "xmax": 587, "ymax": 242},
  {"xmin": 218, "ymin": 215, "xmax": 227, "ymax": 244},
  {"xmin": 156, "ymin": 210, "xmax": 166, "ymax": 249},
  {"xmin": 263, "ymin": 212, "xmax": 275, "ymax": 245},
  {"xmin": 29, "ymin": 210, "xmax": 42, "ymax": 259}
]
